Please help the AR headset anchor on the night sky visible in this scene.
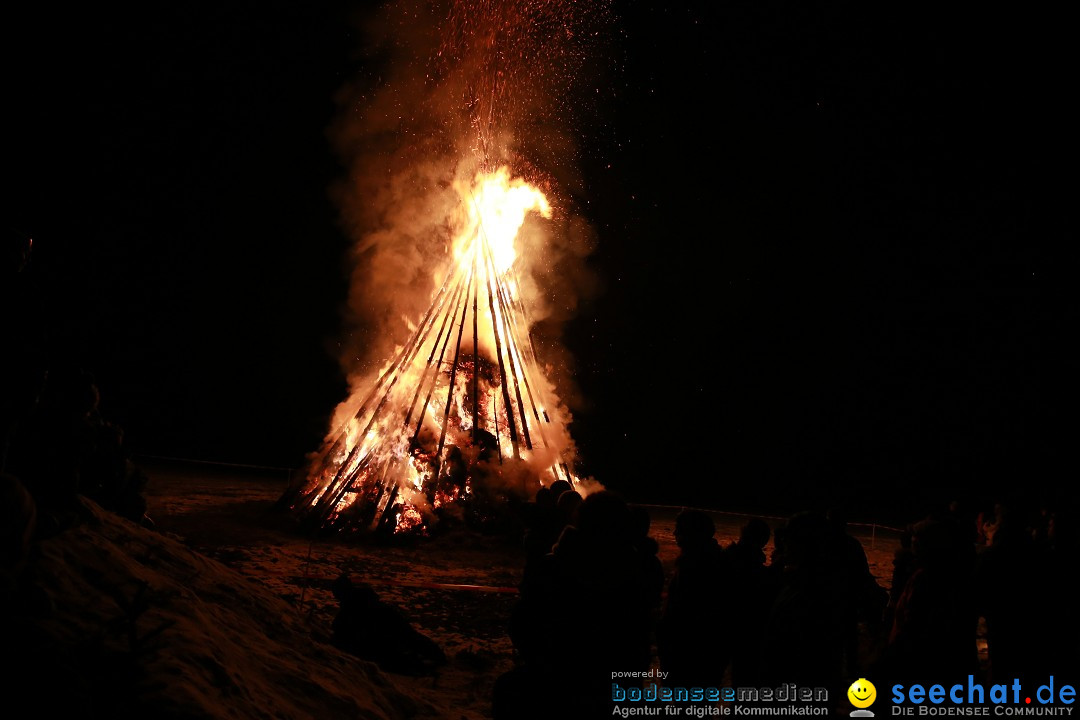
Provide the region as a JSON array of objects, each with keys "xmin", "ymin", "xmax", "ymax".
[{"xmin": 5, "ymin": 2, "xmax": 1057, "ymax": 524}]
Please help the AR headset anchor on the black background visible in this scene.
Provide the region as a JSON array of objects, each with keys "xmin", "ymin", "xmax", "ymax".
[{"xmin": 5, "ymin": 2, "xmax": 1060, "ymax": 524}]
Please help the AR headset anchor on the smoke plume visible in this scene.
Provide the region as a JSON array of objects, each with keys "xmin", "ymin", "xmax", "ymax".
[{"xmin": 326, "ymin": 0, "xmax": 614, "ymax": 458}]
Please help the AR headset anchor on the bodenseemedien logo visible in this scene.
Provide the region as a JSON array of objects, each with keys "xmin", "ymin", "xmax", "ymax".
[
  {"xmin": 610, "ymin": 678, "xmax": 832, "ymax": 715},
  {"xmin": 849, "ymin": 678, "xmax": 878, "ymax": 717}
]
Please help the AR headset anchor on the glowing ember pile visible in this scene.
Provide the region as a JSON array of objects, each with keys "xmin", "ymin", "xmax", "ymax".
[{"xmin": 286, "ymin": 167, "xmax": 578, "ymax": 536}]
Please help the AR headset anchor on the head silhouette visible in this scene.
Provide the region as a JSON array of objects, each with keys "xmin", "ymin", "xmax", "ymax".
[
  {"xmin": 740, "ymin": 517, "xmax": 771, "ymax": 549},
  {"xmin": 674, "ymin": 508, "xmax": 715, "ymax": 550},
  {"xmin": 576, "ymin": 490, "xmax": 630, "ymax": 541}
]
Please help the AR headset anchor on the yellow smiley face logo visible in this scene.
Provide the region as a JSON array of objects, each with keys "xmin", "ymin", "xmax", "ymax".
[{"xmin": 848, "ymin": 678, "xmax": 877, "ymax": 709}]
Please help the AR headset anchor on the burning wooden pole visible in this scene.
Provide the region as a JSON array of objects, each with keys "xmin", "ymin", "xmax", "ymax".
[
  {"xmin": 471, "ymin": 248, "xmax": 480, "ymax": 444},
  {"xmin": 482, "ymin": 242, "xmax": 565, "ymax": 472},
  {"xmin": 435, "ymin": 266, "xmax": 476, "ymax": 464},
  {"xmin": 481, "ymin": 239, "xmax": 533, "ymax": 450},
  {"xmin": 404, "ymin": 272, "xmax": 468, "ymax": 431},
  {"xmin": 484, "ymin": 256, "xmax": 522, "ymax": 460}
]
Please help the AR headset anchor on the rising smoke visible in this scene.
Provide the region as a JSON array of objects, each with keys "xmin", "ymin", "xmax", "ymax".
[{"xmin": 325, "ymin": 0, "xmax": 615, "ymax": 461}]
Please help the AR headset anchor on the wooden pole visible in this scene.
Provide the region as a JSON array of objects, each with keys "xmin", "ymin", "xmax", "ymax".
[
  {"xmin": 471, "ymin": 245, "xmax": 480, "ymax": 444},
  {"xmin": 480, "ymin": 239, "xmax": 532, "ymax": 450},
  {"xmin": 483, "ymin": 248, "xmax": 520, "ymax": 459},
  {"xmin": 405, "ymin": 271, "xmax": 466, "ymax": 429},
  {"xmin": 436, "ymin": 266, "xmax": 476, "ymax": 461}
]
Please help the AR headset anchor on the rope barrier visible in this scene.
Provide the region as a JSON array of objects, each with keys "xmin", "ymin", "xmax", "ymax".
[
  {"xmin": 632, "ymin": 503, "xmax": 904, "ymax": 534},
  {"xmin": 135, "ymin": 454, "xmax": 297, "ymax": 476},
  {"xmin": 281, "ymin": 570, "xmax": 520, "ymax": 594}
]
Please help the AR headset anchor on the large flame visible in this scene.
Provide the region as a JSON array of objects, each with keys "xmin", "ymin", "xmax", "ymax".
[
  {"xmin": 289, "ymin": 165, "xmax": 576, "ymax": 536},
  {"xmin": 453, "ymin": 166, "xmax": 551, "ymax": 276}
]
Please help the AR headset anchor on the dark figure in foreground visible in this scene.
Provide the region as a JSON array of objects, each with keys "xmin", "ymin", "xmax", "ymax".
[
  {"xmin": 497, "ymin": 490, "xmax": 654, "ymax": 719},
  {"xmin": 6, "ymin": 366, "xmax": 149, "ymax": 529},
  {"xmin": 884, "ymin": 524, "xmax": 917, "ymax": 633},
  {"xmin": 825, "ymin": 506, "xmax": 888, "ymax": 677},
  {"xmin": 873, "ymin": 514, "xmax": 978, "ymax": 685},
  {"xmin": 757, "ymin": 511, "xmax": 847, "ymax": 693},
  {"xmin": 330, "ymin": 574, "xmax": 446, "ymax": 677},
  {"xmin": 723, "ymin": 517, "xmax": 778, "ymax": 686},
  {"xmin": 630, "ymin": 504, "xmax": 665, "ymax": 616},
  {"xmin": 658, "ymin": 508, "xmax": 730, "ymax": 692},
  {"xmin": 974, "ymin": 496, "xmax": 1066, "ymax": 687},
  {"xmin": 520, "ymin": 485, "xmax": 560, "ymax": 566}
]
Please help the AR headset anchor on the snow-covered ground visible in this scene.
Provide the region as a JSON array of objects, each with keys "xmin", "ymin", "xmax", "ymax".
[{"xmin": 16, "ymin": 458, "xmax": 904, "ymax": 719}]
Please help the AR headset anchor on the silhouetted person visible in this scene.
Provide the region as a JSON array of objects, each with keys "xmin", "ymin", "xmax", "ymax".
[
  {"xmin": 330, "ymin": 573, "xmax": 446, "ymax": 677},
  {"xmin": 522, "ymin": 486, "xmax": 561, "ymax": 566},
  {"xmin": 758, "ymin": 511, "xmax": 846, "ymax": 694},
  {"xmin": 946, "ymin": 497, "xmax": 980, "ymax": 547},
  {"xmin": 80, "ymin": 402, "xmax": 149, "ymax": 524},
  {"xmin": 7, "ymin": 366, "xmax": 149, "ymax": 527},
  {"xmin": 556, "ymin": 488, "xmax": 582, "ymax": 528},
  {"xmin": 825, "ymin": 506, "xmax": 887, "ymax": 677},
  {"xmin": 515, "ymin": 486, "xmax": 583, "ymax": 603},
  {"xmin": 884, "ymin": 524, "xmax": 917, "ymax": 632},
  {"xmin": 875, "ymin": 515, "xmax": 979, "ymax": 685},
  {"xmin": 553, "ymin": 492, "xmax": 652, "ymax": 706},
  {"xmin": 724, "ymin": 517, "xmax": 775, "ymax": 686},
  {"xmin": 513, "ymin": 484, "xmax": 566, "ymax": 667},
  {"xmin": 975, "ymin": 496, "xmax": 1057, "ymax": 687},
  {"xmin": 728, "ymin": 517, "xmax": 771, "ymax": 569},
  {"xmin": 6, "ymin": 367, "xmax": 96, "ymax": 534},
  {"xmin": 548, "ymin": 479, "xmax": 572, "ymax": 500},
  {"xmin": 768, "ymin": 524, "xmax": 788, "ymax": 570},
  {"xmin": 498, "ymin": 490, "xmax": 652, "ymax": 719},
  {"xmin": 658, "ymin": 508, "xmax": 729, "ymax": 693},
  {"xmin": 1043, "ymin": 505, "xmax": 1079, "ymax": 684},
  {"xmin": 630, "ymin": 504, "xmax": 665, "ymax": 615}
]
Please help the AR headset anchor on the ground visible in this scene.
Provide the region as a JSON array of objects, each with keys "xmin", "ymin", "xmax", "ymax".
[{"xmin": 136, "ymin": 458, "xmax": 910, "ymax": 718}]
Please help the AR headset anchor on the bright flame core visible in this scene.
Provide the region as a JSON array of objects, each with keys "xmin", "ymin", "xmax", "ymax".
[{"xmin": 453, "ymin": 166, "xmax": 551, "ymax": 276}]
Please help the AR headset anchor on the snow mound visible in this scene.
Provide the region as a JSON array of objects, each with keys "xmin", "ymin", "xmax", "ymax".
[{"xmin": 15, "ymin": 498, "xmax": 444, "ymax": 719}]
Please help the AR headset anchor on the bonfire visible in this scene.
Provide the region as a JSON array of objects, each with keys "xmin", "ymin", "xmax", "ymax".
[
  {"xmin": 284, "ymin": 167, "xmax": 579, "ymax": 537},
  {"xmin": 281, "ymin": 0, "xmax": 611, "ymax": 537}
]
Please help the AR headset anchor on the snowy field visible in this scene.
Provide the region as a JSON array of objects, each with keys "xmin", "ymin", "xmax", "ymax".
[{"xmin": 137, "ymin": 458, "xmax": 903, "ymax": 718}]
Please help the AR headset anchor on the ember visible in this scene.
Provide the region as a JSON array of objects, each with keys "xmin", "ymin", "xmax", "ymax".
[{"xmin": 279, "ymin": 0, "xmax": 612, "ymax": 537}]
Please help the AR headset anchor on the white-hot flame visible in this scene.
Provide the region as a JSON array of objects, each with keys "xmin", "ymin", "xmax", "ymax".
[{"xmin": 452, "ymin": 166, "xmax": 551, "ymax": 277}]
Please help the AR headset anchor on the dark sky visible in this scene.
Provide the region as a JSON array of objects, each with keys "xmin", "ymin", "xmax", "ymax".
[{"xmin": 5, "ymin": 2, "xmax": 1057, "ymax": 523}]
